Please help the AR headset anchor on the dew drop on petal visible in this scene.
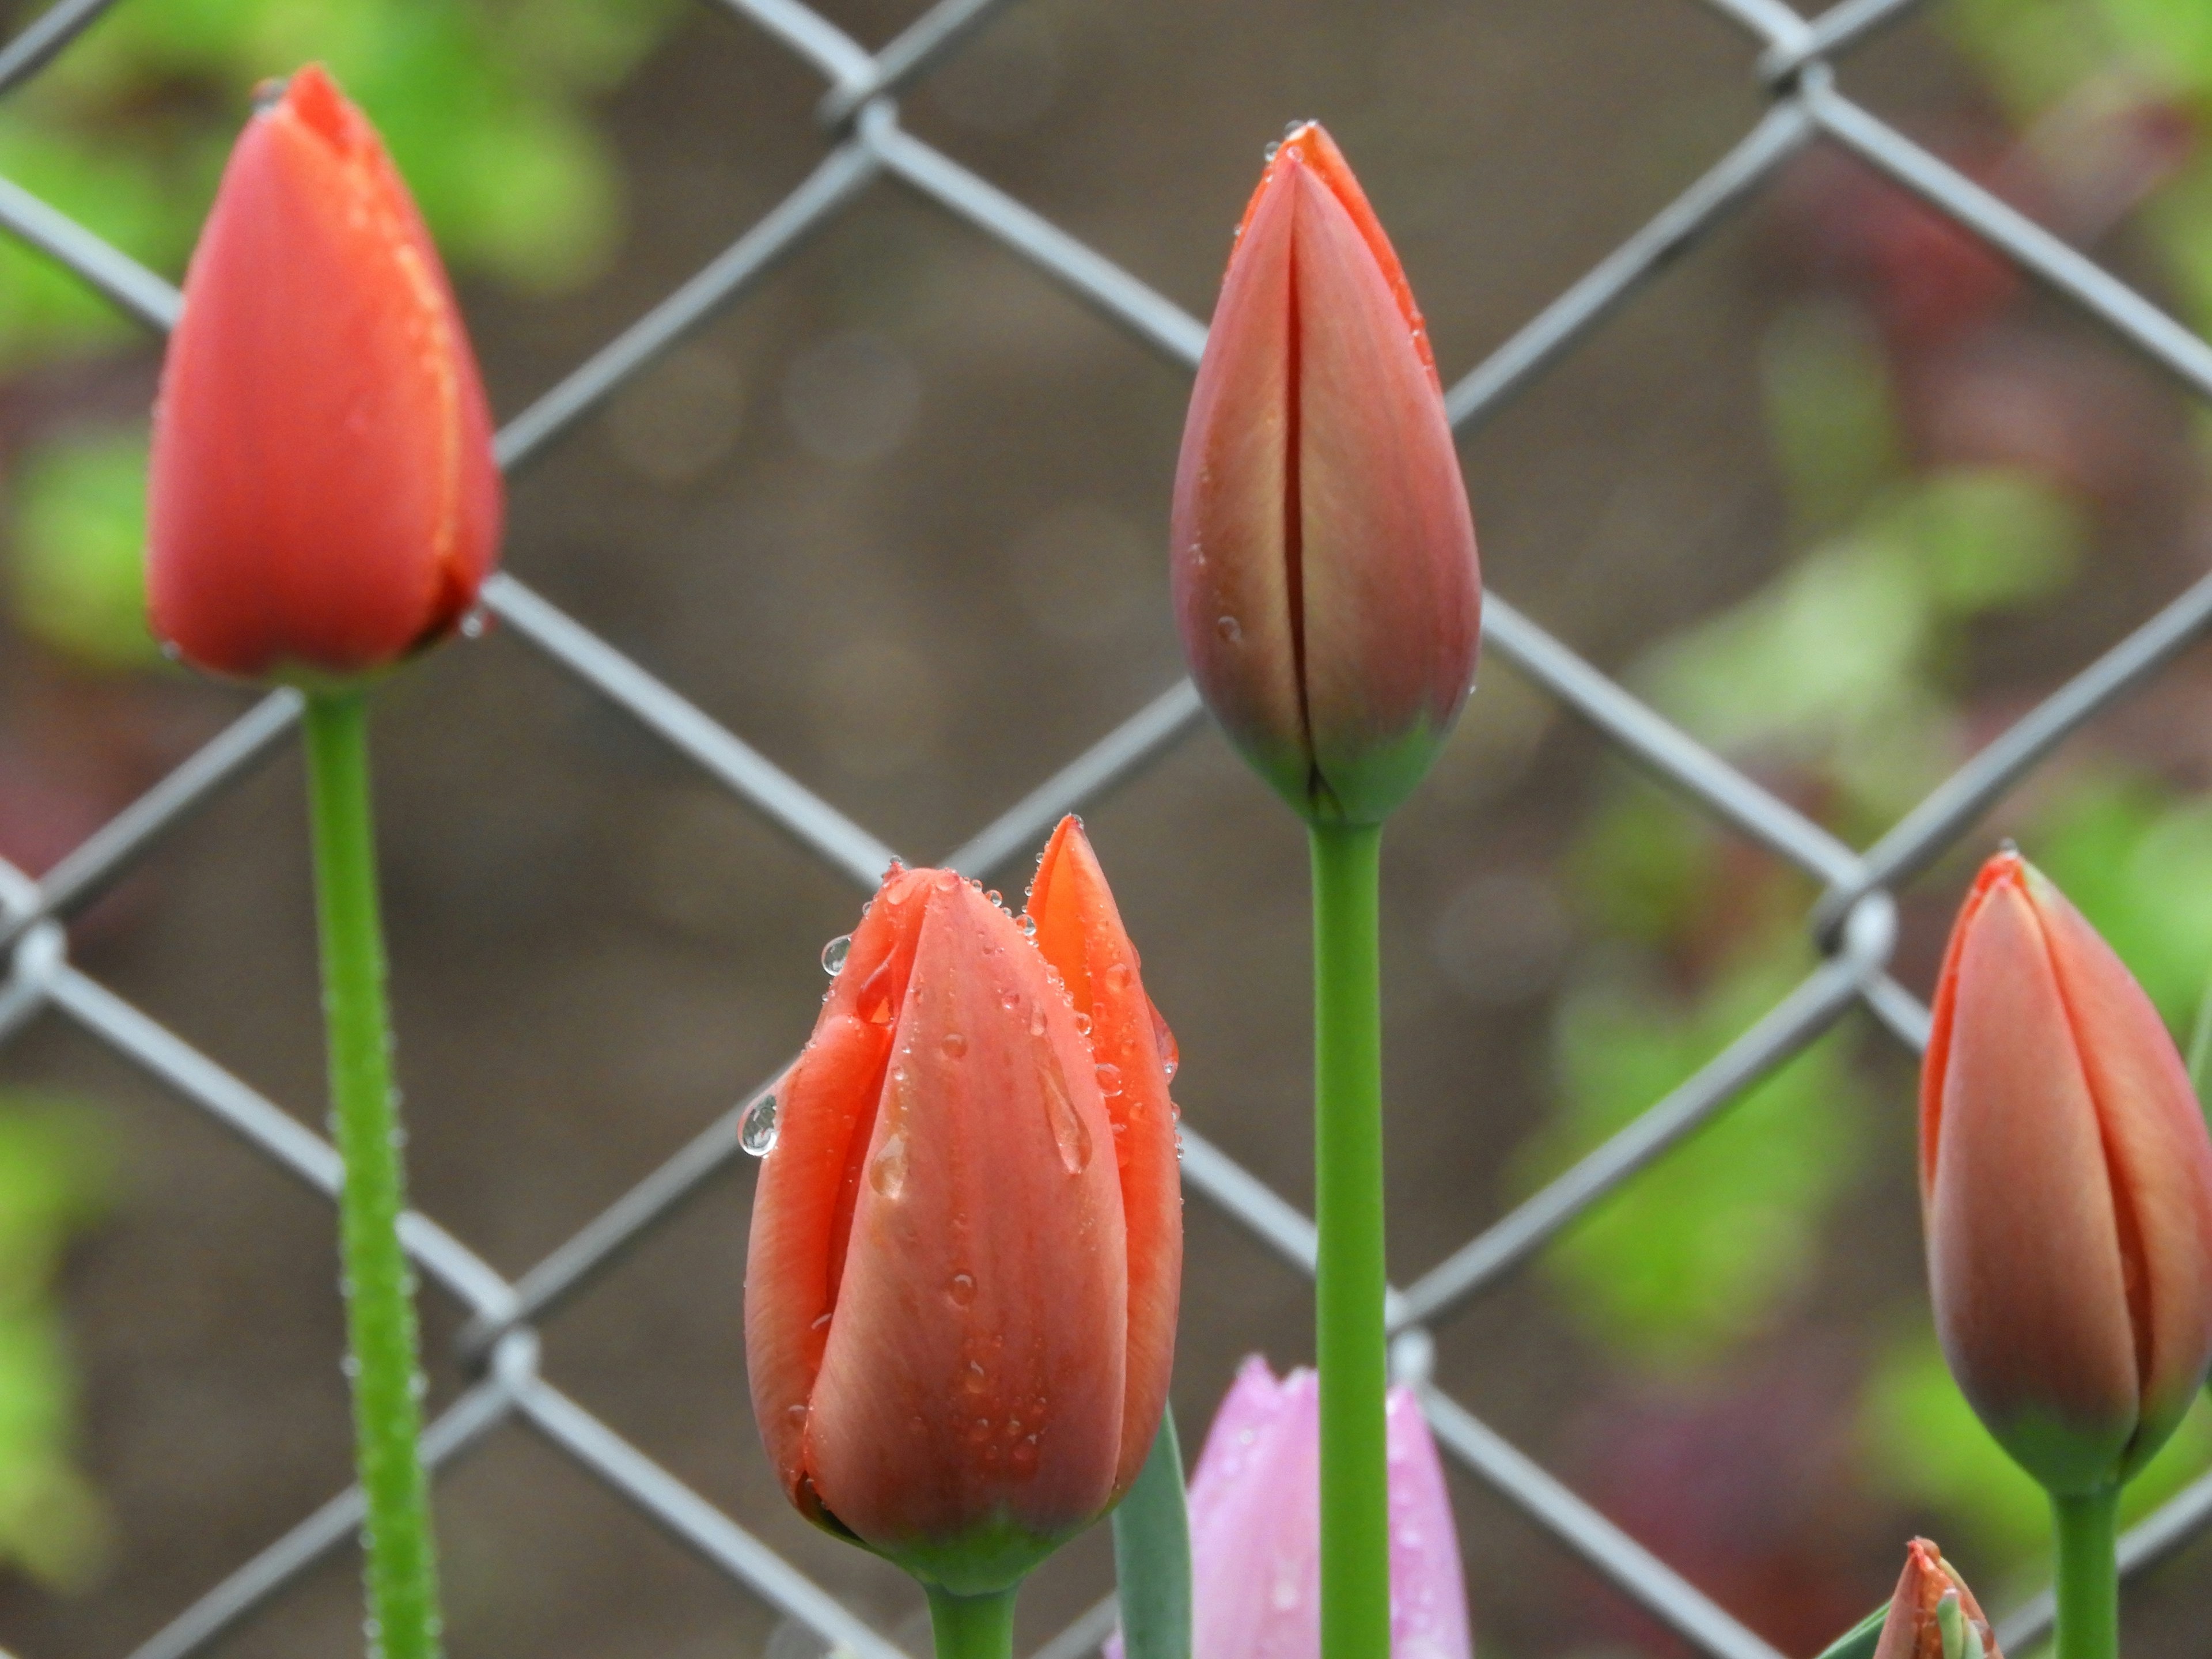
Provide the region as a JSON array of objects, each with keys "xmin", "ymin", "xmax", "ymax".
[
  {"xmin": 1073, "ymin": 1011, "xmax": 1092, "ymax": 1037},
  {"xmin": 869, "ymin": 1132, "xmax": 909, "ymax": 1199},
  {"xmin": 942, "ymin": 1031, "xmax": 968, "ymax": 1059},
  {"xmin": 1095, "ymin": 1063, "xmax": 1122, "ymax": 1096},
  {"xmin": 985, "ymin": 889, "xmax": 1002, "ymax": 907},
  {"xmin": 738, "ymin": 1093, "xmax": 781, "ymax": 1156},
  {"xmin": 1029, "ymin": 1005, "xmax": 1047, "ymax": 1038},
  {"xmin": 1040, "ymin": 1058, "xmax": 1093, "ymax": 1174},
  {"xmin": 949, "ymin": 1272, "xmax": 976, "ymax": 1308},
  {"xmin": 1215, "ymin": 615, "xmax": 1241, "ymax": 643},
  {"xmin": 1106, "ymin": 962, "xmax": 1133, "ymax": 991},
  {"xmin": 821, "ymin": 935, "xmax": 852, "ymax": 975},
  {"xmin": 1018, "ymin": 915, "xmax": 1037, "ymax": 938}
]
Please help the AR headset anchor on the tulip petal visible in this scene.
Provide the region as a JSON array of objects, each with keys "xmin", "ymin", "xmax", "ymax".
[
  {"xmin": 148, "ymin": 65, "xmax": 501, "ymax": 680},
  {"xmin": 1172, "ymin": 164, "xmax": 1312, "ymax": 805},
  {"xmin": 1929, "ymin": 874, "xmax": 2138, "ymax": 1490},
  {"xmin": 745, "ymin": 865, "xmax": 933, "ymax": 1520},
  {"xmin": 1187, "ymin": 1359, "xmax": 1321, "ymax": 1657},
  {"xmin": 2029, "ymin": 866, "xmax": 2212, "ymax": 1472},
  {"xmin": 1028, "ymin": 816, "xmax": 1183, "ymax": 1499},
  {"xmin": 1384, "ymin": 1388, "xmax": 1474, "ymax": 1659},
  {"xmin": 1289, "ymin": 162, "xmax": 1480, "ymax": 823},
  {"xmin": 806, "ymin": 880, "xmax": 1127, "ymax": 1589}
]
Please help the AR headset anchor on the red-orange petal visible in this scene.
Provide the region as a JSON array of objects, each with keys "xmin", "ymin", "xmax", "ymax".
[{"xmin": 1028, "ymin": 817, "xmax": 1183, "ymax": 1499}]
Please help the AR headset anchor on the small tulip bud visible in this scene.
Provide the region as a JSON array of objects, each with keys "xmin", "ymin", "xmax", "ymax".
[
  {"xmin": 745, "ymin": 820, "xmax": 1180, "ymax": 1596},
  {"xmin": 1922, "ymin": 851, "xmax": 2212, "ymax": 1494},
  {"xmin": 148, "ymin": 65, "xmax": 502, "ymax": 683},
  {"xmin": 1171, "ymin": 123, "xmax": 1480, "ymax": 826},
  {"xmin": 1870, "ymin": 1539, "xmax": 2001, "ymax": 1659}
]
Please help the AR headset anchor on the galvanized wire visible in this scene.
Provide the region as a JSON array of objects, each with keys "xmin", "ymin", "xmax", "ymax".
[{"xmin": 0, "ymin": 0, "xmax": 2210, "ymax": 1652}]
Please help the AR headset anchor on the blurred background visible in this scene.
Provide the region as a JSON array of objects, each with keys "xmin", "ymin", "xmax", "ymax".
[{"xmin": 3, "ymin": 0, "xmax": 2212, "ymax": 1653}]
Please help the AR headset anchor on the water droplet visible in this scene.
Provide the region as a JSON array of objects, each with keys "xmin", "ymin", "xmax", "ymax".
[
  {"xmin": 810, "ymin": 1312, "xmax": 832, "ymax": 1332},
  {"xmin": 1073, "ymin": 1011, "xmax": 1092, "ymax": 1037},
  {"xmin": 340, "ymin": 1355, "xmax": 361, "ymax": 1378},
  {"xmin": 985, "ymin": 889, "xmax": 1002, "ymax": 907},
  {"xmin": 1018, "ymin": 915, "xmax": 1037, "ymax": 938},
  {"xmin": 941, "ymin": 1031, "xmax": 968, "ymax": 1059},
  {"xmin": 821, "ymin": 935, "xmax": 852, "ymax": 975},
  {"xmin": 1040, "ymin": 1058, "xmax": 1093, "ymax": 1174},
  {"xmin": 869, "ymin": 1132, "xmax": 909, "ymax": 1198},
  {"xmin": 949, "ymin": 1272, "xmax": 976, "ymax": 1307},
  {"xmin": 999, "ymin": 986, "xmax": 1020, "ymax": 1010},
  {"xmin": 786, "ymin": 1403, "xmax": 809, "ymax": 1430},
  {"xmin": 1215, "ymin": 615, "xmax": 1241, "ymax": 643},
  {"xmin": 1283, "ymin": 118, "xmax": 1309, "ymax": 138},
  {"xmin": 1262, "ymin": 139, "xmax": 1280, "ymax": 161},
  {"xmin": 966, "ymin": 1360, "xmax": 988, "ymax": 1389},
  {"xmin": 969, "ymin": 1417, "xmax": 993, "ymax": 1443},
  {"xmin": 1029, "ymin": 1005, "xmax": 1047, "ymax": 1037},
  {"xmin": 1106, "ymin": 962, "xmax": 1133, "ymax": 991},
  {"xmin": 1010, "ymin": 1437, "xmax": 1039, "ymax": 1475},
  {"xmin": 1095, "ymin": 1063, "xmax": 1122, "ymax": 1096},
  {"xmin": 459, "ymin": 607, "xmax": 488, "ymax": 640},
  {"xmin": 738, "ymin": 1093, "xmax": 781, "ymax": 1156}
]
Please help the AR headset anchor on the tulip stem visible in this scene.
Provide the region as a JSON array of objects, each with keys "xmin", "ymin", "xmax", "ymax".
[
  {"xmin": 1309, "ymin": 821, "xmax": 1391, "ymax": 1659},
  {"xmin": 302, "ymin": 691, "xmax": 441, "ymax": 1659},
  {"xmin": 2051, "ymin": 1486, "xmax": 2119, "ymax": 1659},
  {"xmin": 925, "ymin": 1586, "xmax": 1019, "ymax": 1659}
]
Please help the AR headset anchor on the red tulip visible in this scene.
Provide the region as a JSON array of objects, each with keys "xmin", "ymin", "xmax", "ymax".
[
  {"xmin": 1870, "ymin": 1539, "xmax": 2002, "ymax": 1659},
  {"xmin": 745, "ymin": 819, "xmax": 1181, "ymax": 1594},
  {"xmin": 1171, "ymin": 122, "xmax": 1480, "ymax": 825},
  {"xmin": 1922, "ymin": 850, "xmax": 2212, "ymax": 1494},
  {"xmin": 147, "ymin": 65, "xmax": 502, "ymax": 682}
]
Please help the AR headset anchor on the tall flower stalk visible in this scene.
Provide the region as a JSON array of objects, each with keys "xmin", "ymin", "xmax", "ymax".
[
  {"xmin": 146, "ymin": 66, "xmax": 504, "ymax": 1656},
  {"xmin": 1169, "ymin": 123, "xmax": 1481, "ymax": 1656}
]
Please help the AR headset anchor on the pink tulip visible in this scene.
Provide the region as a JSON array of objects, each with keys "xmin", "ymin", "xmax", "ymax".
[{"xmin": 1109, "ymin": 1357, "xmax": 1471, "ymax": 1659}]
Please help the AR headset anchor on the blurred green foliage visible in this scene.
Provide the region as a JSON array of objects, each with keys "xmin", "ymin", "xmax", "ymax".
[
  {"xmin": 1539, "ymin": 0, "xmax": 2212, "ymax": 1570},
  {"xmin": 1524, "ymin": 945, "xmax": 1866, "ymax": 1369},
  {"xmin": 0, "ymin": 1097, "xmax": 112, "ymax": 1588},
  {"xmin": 1, "ymin": 0, "xmax": 683, "ymax": 661}
]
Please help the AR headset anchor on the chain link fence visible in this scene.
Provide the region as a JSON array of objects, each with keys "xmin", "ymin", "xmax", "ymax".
[{"xmin": 1, "ymin": 0, "xmax": 2210, "ymax": 1653}]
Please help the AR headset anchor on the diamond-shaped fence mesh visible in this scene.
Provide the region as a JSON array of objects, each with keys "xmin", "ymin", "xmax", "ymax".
[{"xmin": 2, "ymin": 0, "xmax": 2211, "ymax": 1653}]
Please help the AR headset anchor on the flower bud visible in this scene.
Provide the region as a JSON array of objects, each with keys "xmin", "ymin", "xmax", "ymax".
[
  {"xmin": 745, "ymin": 821, "xmax": 1180, "ymax": 1596},
  {"xmin": 1870, "ymin": 1539, "xmax": 2001, "ymax": 1659},
  {"xmin": 1108, "ymin": 1355, "xmax": 1471, "ymax": 1659},
  {"xmin": 148, "ymin": 65, "xmax": 502, "ymax": 683},
  {"xmin": 1922, "ymin": 850, "xmax": 2212, "ymax": 1493},
  {"xmin": 1171, "ymin": 122, "xmax": 1480, "ymax": 826}
]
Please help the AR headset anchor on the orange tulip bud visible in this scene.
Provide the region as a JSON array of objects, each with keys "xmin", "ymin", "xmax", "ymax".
[
  {"xmin": 1870, "ymin": 1539, "xmax": 2002, "ymax": 1659},
  {"xmin": 148, "ymin": 65, "xmax": 502, "ymax": 683},
  {"xmin": 745, "ymin": 820, "xmax": 1181, "ymax": 1595},
  {"xmin": 1922, "ymin": 850, "xmax": 2212, "ymax": 1494},
  {"xmin": 1172, "ymin": 122, "xmax": 1480, "ymax": 826}
]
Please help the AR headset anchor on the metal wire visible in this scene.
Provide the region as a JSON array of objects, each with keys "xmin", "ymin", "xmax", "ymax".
[{"xmin": 0, "ymin": 0, "xmax": 2209, "ymax": 1652}]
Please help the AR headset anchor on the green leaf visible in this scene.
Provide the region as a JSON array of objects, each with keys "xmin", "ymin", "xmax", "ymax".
[
  {"xmin": 1111, "ymin": 1407, "xmax": 1191, "ymax": 1659},
  {"xmin": 1812, "ymin": 1600, "xmax": 1890, "ymax": 1659}
]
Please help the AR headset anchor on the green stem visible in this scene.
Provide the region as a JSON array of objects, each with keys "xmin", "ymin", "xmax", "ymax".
[
  {"xmin": 925, "ymin": 1586, "xmax": 1019, "ymax": 1659},
  {"xmin": 302, "ymin": 692, "xmax": 441, "ymax": 1659},
  {"xmin": 2051, "ymin": 1486, "xmax": 2119, "ymax": 1659},
  {"xmin": 1309, "ymin": 821, "xmax": 1391, "ymax": 1659}
]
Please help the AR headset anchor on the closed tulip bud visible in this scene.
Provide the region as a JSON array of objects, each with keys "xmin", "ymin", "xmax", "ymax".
[
  {"xmin": 1922, "ymin": 850, "xmax": 2212, "ymax": 1494},
  {"xmin": 745, "ymin": 819, "xmax": 1180, "ymax": 1596},
  {"xmin": 1172, "ymin": 122, "xmax": 1481, "ymax": 827},
  {"xmin": 1870, "ymin": 1539, "xmax": 2001, "ymax": 1659},
  {"xmin": 148, "ymin": 65, "xmax": 502, "ymax": 683},
  {"xmin": 1107, "ymin": 1355, "xmax": 1471, "ymax": 1659}
]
